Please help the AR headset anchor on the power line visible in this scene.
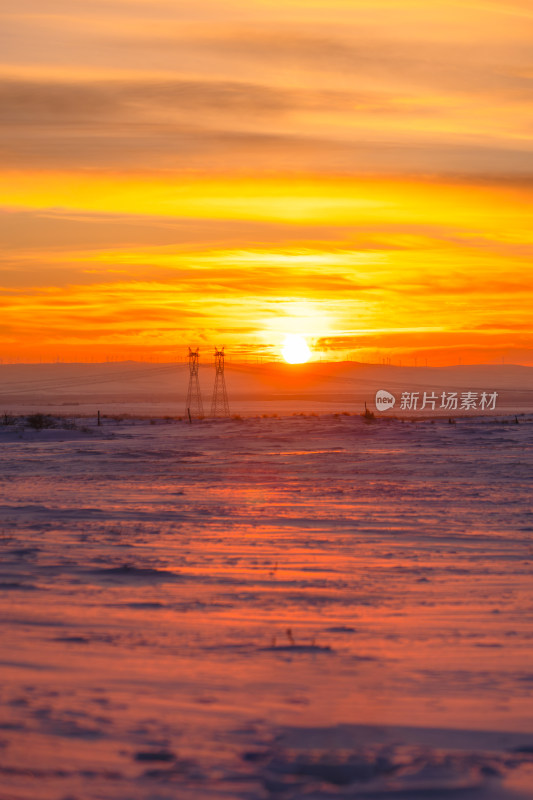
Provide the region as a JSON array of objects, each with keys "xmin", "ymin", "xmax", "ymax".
[
  {"xmin": 185, "ymin": 348, "xmax": 203, "ymax": 418},
  {"xmin": 0, "ymin": 363, "xmax": 182, "ymax": 396},
  {"xmin": 211, "ymin": 347, "xmax": 230, "ymax": 418}
]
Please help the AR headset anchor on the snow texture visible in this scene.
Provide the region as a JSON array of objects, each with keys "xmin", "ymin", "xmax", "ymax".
[{"xmin": 0, "ymin": 411, "xmax": 533, "ymax": 799}]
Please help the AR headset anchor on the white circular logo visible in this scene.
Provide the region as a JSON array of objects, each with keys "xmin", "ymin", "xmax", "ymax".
[{"xmin": 375, "ymin": 389, "xmax": 396, "ymax": 411}]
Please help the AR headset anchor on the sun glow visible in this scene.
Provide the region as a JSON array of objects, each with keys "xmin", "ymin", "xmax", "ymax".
[{"xmin": 282, "ymin": 334, "xmax": 311, "ymax": 364}]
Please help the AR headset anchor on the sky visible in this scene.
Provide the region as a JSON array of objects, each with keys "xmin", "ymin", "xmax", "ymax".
[{"xmin": 1, "ymin": 0, "xmax": 532, "ymax": 365}]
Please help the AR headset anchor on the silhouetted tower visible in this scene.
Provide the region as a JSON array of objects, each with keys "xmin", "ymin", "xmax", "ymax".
[
  {"xmin": 186, "ymin": 347, "xmax": 204, "ymax": 418},
  {"xmin": 211, "ymin": 347, "xmax": 230, "ymax": 418}
]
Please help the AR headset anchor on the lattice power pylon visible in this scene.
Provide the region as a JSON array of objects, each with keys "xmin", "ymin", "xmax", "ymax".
[
  {"xmin": 210, "ymin": 347, "xmax": 230, "ymax": 418},
  {"xmin": 186, "ymin": 347, "xmax": 204, "ymax": 418}
]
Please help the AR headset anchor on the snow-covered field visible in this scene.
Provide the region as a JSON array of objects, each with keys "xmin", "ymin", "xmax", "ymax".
[{"xmin": 1, "ymin": 412, "xmax": 533, "ymax": 799}]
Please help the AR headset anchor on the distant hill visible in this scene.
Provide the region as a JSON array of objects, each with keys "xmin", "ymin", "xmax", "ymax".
[{"xmin": 0, "ymin": 361, "xmax": 531, "ymax": 416}]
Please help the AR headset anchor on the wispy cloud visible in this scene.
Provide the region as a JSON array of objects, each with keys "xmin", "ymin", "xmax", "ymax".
[{"xmin": 0, "ymin": 0, "xmax": 531, "ymax": 363}]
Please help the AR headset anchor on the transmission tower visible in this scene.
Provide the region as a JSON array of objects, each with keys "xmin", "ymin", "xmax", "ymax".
[
  {"xmin": 210, "ymin": 347, "xmax": 230, "ymax": 418},
  {"xmin": 186, "ymin": 347, "xmax": 204, "ymax": 418}
]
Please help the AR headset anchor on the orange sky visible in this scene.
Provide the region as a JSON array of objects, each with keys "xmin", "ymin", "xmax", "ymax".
[{"xmin": 1, "ymin": 0, "xmax": 532, "ymax": 365}]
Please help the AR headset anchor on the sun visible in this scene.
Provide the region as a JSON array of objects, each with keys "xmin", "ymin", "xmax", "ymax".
[{"xmin": 282, "ymin": 334, "xmax": 311, "ymax": 364}]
